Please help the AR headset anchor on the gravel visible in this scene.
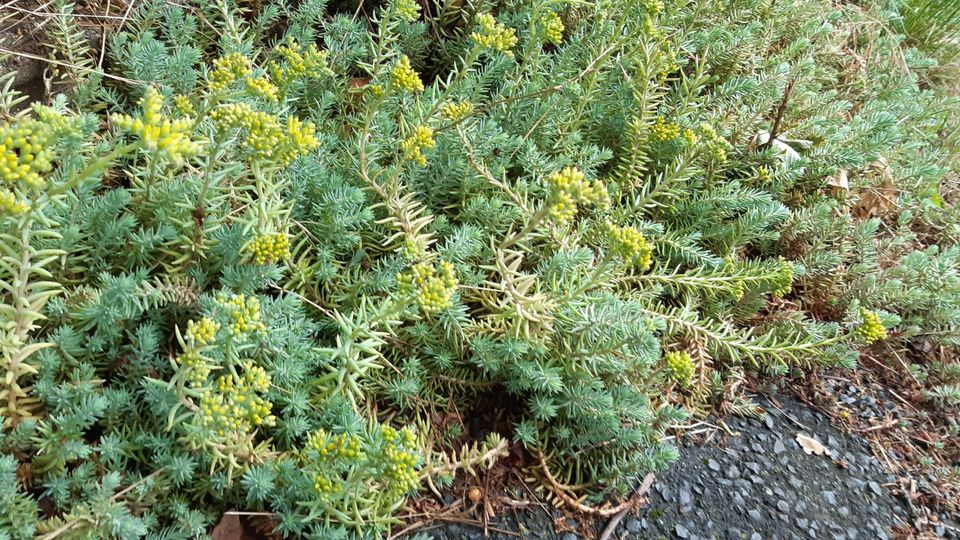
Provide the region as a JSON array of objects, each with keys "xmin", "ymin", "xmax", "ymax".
[{"xmin": 415, "ymin": 395, "xmax": 929, "ymax": 540}]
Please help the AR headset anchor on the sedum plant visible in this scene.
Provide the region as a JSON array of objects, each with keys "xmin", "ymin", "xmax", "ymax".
[{"xmin": 0, "ymin": 0, "xmax": 957, "ymax": 537}]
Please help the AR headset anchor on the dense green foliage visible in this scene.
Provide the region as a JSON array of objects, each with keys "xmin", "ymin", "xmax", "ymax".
[{"xmin": 0, "ymin": 0, "xmax": 958, "ymax": 537}]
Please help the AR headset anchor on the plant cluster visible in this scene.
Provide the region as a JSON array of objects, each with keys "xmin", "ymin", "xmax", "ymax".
[{"xmin": 0, "ymin": 0, "xmax": 958, "ymax": 537}]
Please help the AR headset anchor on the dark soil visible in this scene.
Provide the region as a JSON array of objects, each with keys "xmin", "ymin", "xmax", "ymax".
[{"xmin": 410, "ymin": 395, "xmax": 958, "ymax": 540}]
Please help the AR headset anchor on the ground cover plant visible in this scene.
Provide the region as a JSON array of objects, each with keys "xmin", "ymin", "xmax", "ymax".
[{"xmin": 0, "ymin": 0, "xmax": 958, "ymax": 538}]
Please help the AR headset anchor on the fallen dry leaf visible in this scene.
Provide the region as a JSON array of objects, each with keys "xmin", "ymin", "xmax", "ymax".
[{"xmin": 796, "ymin": 433, "xmax": 832, "ymax": 456}]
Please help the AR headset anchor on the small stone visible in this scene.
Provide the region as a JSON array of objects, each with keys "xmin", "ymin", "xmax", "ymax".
[
  {"xmin": 625, "ymin": 518, "xmax": 642, "ymax": 533},
  {"xmin": 828, "ymin": 435, "xmax": 840, "ymax": 449},
  {"xmin": 751, "ymin": 443, "xmax": 765, "ymax": 453},
  {"xmin": 675, "ymin": 524, "xmax": 691, "ymax": 539},
  {"xmin": 727, "ymin": 465, "xmax": 741, "ymax": 479},
  {"xmin": 748, "ymin": 509, "xmax": 763, "ymax": 521},
  {"xmin": 796, "ymin": 501, "xmax": 806, "ymax": 513},
  {"xmin": 823, "ymin": 491, "xmax": 837, "ymax": 505},
  {"xmin": 751, "ymin": 534, "xmax": 762, "ymax": 540},
  {"xmin": 764, "ymin": 415, "xmax": 774, "ymax": 429},
  {"xmin": 868, "ymin": 482, "xmax": 882, "ymax": 496},
  {"xmin": 777, "ymin": 500, "xmax": 790, "ymax": 513},
  {"xmin": 774, "ymin": 440, "xmax": 786, "ymax": 454},
  {"xmin": 708, "ymin": 459, "xmax": 721, "ymax": 472},
  {"xmin": 788, "ymin": 476, "xmax": 803, "ymax": 489},
  {"xmin": 838, "ymin": 506, "xmax": 850, "ymax": 517},
  {"xmin": 728, "ymin": 528, "xmax": 743, "ymax": 540},
  {"xmin": 796, "ymin": 518, "xmax": 809, "ymax": 529},
  {"xmin": 847, "ymin": 528, "xmax": 858, "ymax": 539},
  {"xmin": 746, "ymin": 462, "xmax": 762, "ymax": 474},
  {"xmin": 680, "ymin": 489, "xmax": 693, "ymax": 507},
  {"xmin": 561, "ymin": 534, "xmax": 579, "ymax": 540}
]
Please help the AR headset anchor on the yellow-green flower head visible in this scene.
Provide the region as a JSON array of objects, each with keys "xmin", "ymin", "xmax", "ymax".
[
  {"xmin": 391, "ymin": 55, "xmax": 424, "ymax": 93},
  {"xmin": 392, "ymin": 0, "xmax": 421, "ymax": 22},
  {"xmin": 269, "ymin": 40, "xmax": 332, "ymax": 93},
  {"xmin": 664, "ymin": 350, "xmax": 695, "ymax": 387},
  {"xmin": 244, "ymin": 77, "xmax": 279, "ymax": 103},
  {"xmin": 0, "ymin": 106, "xmax": 82, "ymax": 214},
  {"xmin": 472, "ymin": 13, "xmax": 518, "ymax": 56},
  {"xmin": 644, "ymin": 0, "xmax": 665, "ymax": 13},
  {"xmin": 537, "ymin": 11, "xmax": 564, "ymax": 45},
  {"xmin": 400, "ymin": 236, "xmax": 428, "ymax": 260},
  {"xmin": 197, "ymin": 362, "xmax": 274, "ymax": 437},
  {"xmin": 211, "ymin": 103, "xmax": 318, "ymax": 166},
  {"xmin": 245, "ymin": 232, "xmax": 291, "ymax": 265},
  {"xmin": 176, "ymin": 350, "xmax": 210, "ymax": 387},
  {"xmin": 0, "ymin": 190, "xmax": 29, "ymax": 215},
  {"xmin": 111, "ymin": 87, "xmax": 202, "ymax": 164},
  {"xmin": 773, "ymin": 259, "xmax": 794, "ymax": 297},
  {"xmin": 186, "ymin": 317, "xmax": 220, "ymax": 346},
  {"xmin": 305, "ymin": 429, "xmax": 365, "ymax": 462},
  {"xmin": 218, "ymin": 293, "xmax": 267, "ymax": 336},
  {"xmin": 698, "ymin": 123, "xmax": 733, "ymax": 164},
  {"xmin": 855, "ymin": 308, "xmax": 887, "ymax": 344},
  {"xmin": 682, "ymin": 128, "xmax": 698, "ymax": 146},
  {"xmin": 650, "ymin": 117, "xmax": 681, "ymax": 143},
  {"xmin": 398, "ymin": 260, "xmax": 458, "ymax": 315},
  {"xmin": 440, "ymin": 101, "xmax": 474, "ymax": 121},
  {"xmin": 400, "ymin": 125, "xmax": 436, "ymax": 166},
  {"xmin": 173, "ymin": 94, "xmax": 195, "ymax": 116},
  {"xmin": 607, "ymin": 222, "xmax": 653, "ymax": 271},
  {"xmin": 313, "ymin": 473, "xmax": 340, "ymax": 499},
  {"xmin": 381, "ymin": 425, "xmax": 420, "ymax": 496},
  {"xmin": 545, "ymin": 167, "xmax": 609, "ymax": 223},
  {"xmin": 757, "ymin": 167, "xmax": 772, "ymax": 183},
  {"xmin": 208, "ymin": 53, "xmax": 253, "ymax": 93}
]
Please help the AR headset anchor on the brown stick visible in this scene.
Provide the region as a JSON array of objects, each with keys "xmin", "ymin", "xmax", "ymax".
[
  {"xmin": 762, "ymin": 77, "xmax": 797, "ymax": 150},
  {"xmin": 537, "ymin": 451, "xmax": 649, "ymax": 517},
  {"xmin": 598, "ymin": 473, "xmax": 656, "ymax": 540}
]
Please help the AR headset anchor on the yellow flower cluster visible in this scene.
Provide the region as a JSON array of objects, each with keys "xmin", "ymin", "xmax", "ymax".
[
  {"xmin": 400, "ymin": 125, "xmax": 436, "ymax": 166},
  {"xmin": 472, "ymin": 13, "xmax": 518, "ymax": 56},
  {"xmin": 176, "ymin": 349, "xmax": 210, "ymax": 387},
  {"xmin": 440, "ymin": 101, "xmax": 474, "ymax": 121},
  {"xmin": 664, "ymin": 351, "xmax": 695, "ymax": 387},
  {"xmin": 210, "ymin": 103, "xmax": 319, "ymax": 166},
  {"xmin": 757, "ymin": 167, "xmax": 772, "ymax": 183},
  {"xmin": 649, "ymin": 117, "xmax": 681, "ymax": 143},
  {"xmin": 391, "ymin": 55, "xmax": 424, "ymax": 93},
  {"xmin": 198, "ymin": 362, "xmax": 274, "ymax": 437},
  {"xmin": 173, "ymin": 94, "xmax": 195, "ymax": 116},
  {"xmin": 209, "ymin": 53, "xmax": 253, "ymax": 93},
  {"xmin": 545, "ymin": 167, "xmax": 608, "ymax": 223},
  {"xmin": 683, "ymin": 128, "xmax": 698, "ymax": 146},
  {"xmin": 855, "ymin": 308, "xmax": 887, "ymax": 344},
  {"xmin": 0, "ymin": 107, "xmax": 79, "ymax": 215},
  {"xmin": 398, "ymin": 260, "xmax": 458, "ymax": 315},
  {"xmin": 772, "ymin": 259, "xmax": 794, "ymax": 297},
  {"xmin": 186, "ymin": 317, "xmax": 220, "ymax": 346},
  {"xmin": 698, "ymin": 124, "xmax": 733, "ymax": 164},
  {"xmin": 305, "ymin": 429, "xmax": 365, "ymax": 462},
  {"xmin": 244, "ymin": 77, "xmax": 279, "ymax": 102},
  {"xmin": 313, "ymin": 473, "xmax": 341, "ymax": 499},
  {"xmin": 392, "ymin": 0, "xmax": 421, "ymax": 22},
  {"xmin": 245, "ymin": 232, "xmax": 291, "ymax": 264},
  {"xmin": 537, "ymin": 11, "xmax": 564, "ymax": 45},
  {"xmin": 218, "ymin": 293, "xmax": 267, "ymax": 336},
  {"xmin": 269, "ymin": 40, "xmax": 332, "ymax": 91},
  {"xmin": 606, "ymin": 223, "xmax": 653, "ymax": 271},
  {"xmin": 112, "ymin": 87, "xmax": 201, "ymax": 164},
  {"xmin": 644, "ymin": 0, "xmax": 665, "ymax": 13},
  {"xmin": 381, "ymin": 426, "xmax": 420, "ymax": 496}
]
